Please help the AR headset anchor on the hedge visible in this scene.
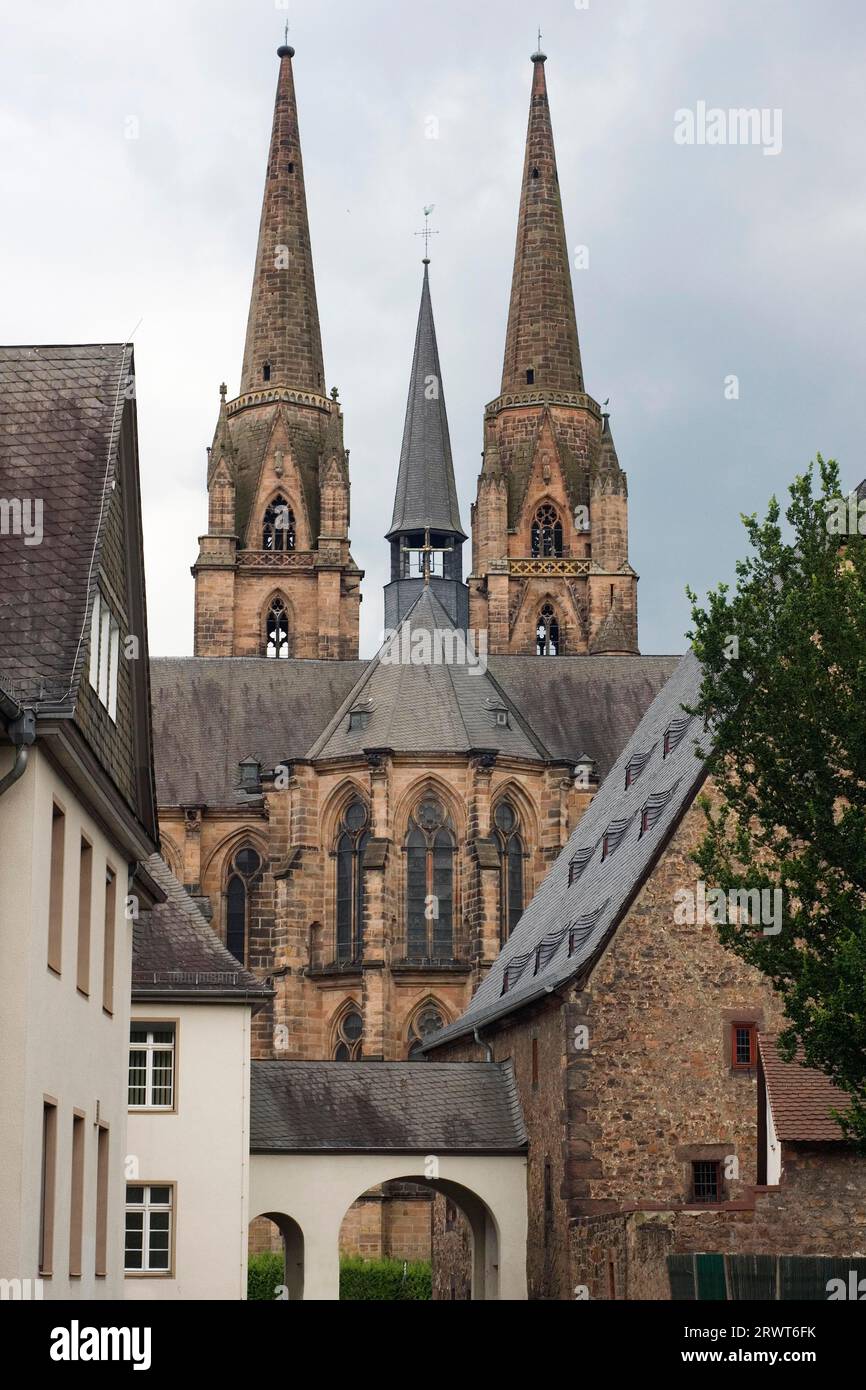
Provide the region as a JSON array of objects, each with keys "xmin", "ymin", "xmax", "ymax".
[
  {"xmin": 248, "ymin": 1252, "xmax": 286, "ymax": 1300},
  {"xmin": 248, "ymin": 1251, "xmax": 433, "ymax": 1300},
  {"xmin": 339, "ymin": 1256, "xmax": 432, "ymax": 1300}
]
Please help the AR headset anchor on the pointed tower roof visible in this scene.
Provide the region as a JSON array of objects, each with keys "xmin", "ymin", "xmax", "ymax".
[
  {"xmin": 387, "ymin": 262, "xmax": 466, "ymax": 540},
  {"xmin": 597, "ymin": 413, "xmax": 621, "ymax": 472},
  {"xmin": 501, "ymin": 52, "xmax": 584, "ymax": 395},
  {"xmin": 240, "ymin": 45, "xmax": 326, "ymax": 397}
]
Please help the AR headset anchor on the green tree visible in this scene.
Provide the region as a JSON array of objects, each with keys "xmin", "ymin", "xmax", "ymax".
[{"xmin": 687, "ymin": 458, "xmax": 866, "ymax": 1143}]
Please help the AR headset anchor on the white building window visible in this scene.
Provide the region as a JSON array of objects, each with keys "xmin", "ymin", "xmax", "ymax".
[
  {"xmin": 128, "ymin": 1024, "xmax": 176, "ymax": 1109},
  {"xmin": 88, "ymin": 590, "xmax": 120, "ymax": 720},
  {"xmin": 125, "ymin": 1185, "xmax": 173, "ymax": 1273}
]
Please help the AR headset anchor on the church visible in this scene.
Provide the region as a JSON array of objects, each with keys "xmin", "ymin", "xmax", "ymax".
[
  {"xmin": 150, "ymin": 42, "xmax": 676, "ymax": 1087},
  {"xmin": 5, "ymin": 36, "xmax": 863, "ymax": 1305}
]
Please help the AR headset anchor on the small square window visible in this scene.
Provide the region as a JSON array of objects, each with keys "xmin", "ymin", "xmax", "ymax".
[
  {"xmin": 691, "ymin": 1160, "xmax": 721, "ymax": 1204},
  {"xmin": 731, "ymin": 1022, "xmax": 757, "ymax": 1069},
  {"xmin": 348, "ymin": 710, "xmax": 370, "ymax": 732}
]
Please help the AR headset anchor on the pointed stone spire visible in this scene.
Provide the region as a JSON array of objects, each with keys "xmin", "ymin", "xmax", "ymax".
[
  {"xmin": 597, "ymin": 412, "xmax": 621, "ymax": 472},
  {"xmin": 387, "ymin": 262, "xmax": 465, "ymax": 540},
  {"xmin": 501, "ymin": 52, "xmax": 584, "ymax": 395},
  {"xmin": 240, "ymin": 44, "xmax": 326, "ymax": 397}
]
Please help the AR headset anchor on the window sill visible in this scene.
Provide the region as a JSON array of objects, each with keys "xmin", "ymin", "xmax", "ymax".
[{"xmin": 392, "ymin": 960, "xmax": 472, "ymax": 975}]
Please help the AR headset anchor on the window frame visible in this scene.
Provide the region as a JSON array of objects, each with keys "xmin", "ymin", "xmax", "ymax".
[
  {"xmin": 88, "ymin": 590, "xmax": 121, "ymax": 721},
  {"xmin": 403, "ymin": 800, "xmax": 456, "ymax": 963},
  {"xmin": 731, "ymin": 1021, "xmax": 757, "ymax": 1071},
  {"xmin": 690, "ymin": 1159, "xmax": 723, "ymax": 1205},
  {"xmin": 124, "ymin": 1182, "xmax": 175, "ymax": 1277},
  {"xmin": 493, "ymin": 801, "xmax": 525, "ymax": 945},
  {"xmin": 128, "ymin": 1021, "xmax": 178, "ymax": 1112},
  {"xmin": 332, "ymin": 1004, "xmax": 364, "ymax": 1061}
]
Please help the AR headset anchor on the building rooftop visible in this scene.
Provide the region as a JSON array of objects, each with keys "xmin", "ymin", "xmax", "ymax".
[
  {"xmin": 133, "ymin": 854, "xmax": 273, "ymax": 1004},
  {"xmin": 426, "ymin": 650, "xmax": 708, "ymax": 1048},
  {"xmin": 759, "ymin": 1035, "xmax": 850, "ymax": 1144},
  {"xmin": 250, "ymin": 1059, "xmax": 527, "ymax": 1153}
]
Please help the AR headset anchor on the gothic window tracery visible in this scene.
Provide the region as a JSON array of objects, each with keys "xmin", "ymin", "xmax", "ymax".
[
  {"xmin": 531, "ymin": 503, "xmax": 563, "ymax": 558},
  {"xmin": 332, "ymin": 1005, "xmax": 363, "ymax": 1061},
  {"xmin": 265, "ymin": 597, "xmax": 290, "ymax": 658},
  {"xmin": 493, "ymin": 801, "xmax": 525, "ymax": 943},
  {"xmin": 335, "ymin": 801, "xmax": 370, "ymax": 964},
  {"xmin": 405, "ymin": 798, "xmax": 455, "ymax": 963},
  {"xmin": 537, "ymin": 603, "xmax": 560, "ymax": 656},
  {"xmin": 406, "ymin": 1001, "xmax": 447, "ymax": 1059},
  {"xmin": 225, "ymin": 846, "xmax": 262, "ymax": 965},
  {"xmin": 262, "ymin": 495, "xmax": 296, "ymax": 551}
]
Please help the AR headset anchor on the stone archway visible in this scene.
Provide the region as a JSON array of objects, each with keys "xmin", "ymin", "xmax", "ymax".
[
  {"xmin": 249, "ymin": 1211, "xmax": 305, "ymax": 1300},
  {"xmin": 250, "ymin": 1152, "xmax": 526, "ymax": 1301}
]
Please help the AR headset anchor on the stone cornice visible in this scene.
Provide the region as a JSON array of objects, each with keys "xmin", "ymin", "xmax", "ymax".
[
  {"xmin": 485, "ymin": 388, "xmax": 601, "ymax": 418},
  {"xmin": 226, "ymin": 387, "xmax": 335, "ymax": 419}
]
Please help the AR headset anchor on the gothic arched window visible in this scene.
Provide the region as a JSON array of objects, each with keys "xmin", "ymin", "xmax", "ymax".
[
  {"xmin": 494, "ymin": 801, "xmax": 525, "ymax": 944},
  {"xmin": 335, "ymin": 801, "xmax": 370, "ymax": 964},
  {"xmin": 333, "ymin": 1005, "xmax": 363, "ymax": 1061},
  {"xmin": 225, "ymin": 846, "xmax": 262, "ymax": 965},
  {"xmin": 407, "ymin": 1001, "xmax": 447, "ymax": 1060},
  {"xmin": 266, "ymin": 597, "xmax": 290, "ymax": 659},
  {"xmin": 262, "ymin": 495, "xmax": 296, "ymax": 551},
  {"xmin": 531, "ymin": 504, "xmax": 563, "ymax": 558},
  {"xmin": 537, "ymin": 604, "xmax": 560, "ymax": 656},
  {"xmin": 405, "ymin": 798, "xmax": 455, "ymax": 963}
]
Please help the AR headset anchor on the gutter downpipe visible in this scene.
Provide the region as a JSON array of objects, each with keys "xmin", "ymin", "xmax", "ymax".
[
  {"xmin": 0, "ymin": 708, "xmax": 37, "ymax": 799},
  {"xmin": 473, "ymin": 1026, "xmax": 494, "ymax": 1063}
]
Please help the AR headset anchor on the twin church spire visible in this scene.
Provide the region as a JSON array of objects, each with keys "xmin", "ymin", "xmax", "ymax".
[
  {"xmin": 194, "ymin": 42, "xmax": 638, "ymax": 660},
  {"xmin": 240, "ymin": 42, "xmax": 325, "ymax": 398}
]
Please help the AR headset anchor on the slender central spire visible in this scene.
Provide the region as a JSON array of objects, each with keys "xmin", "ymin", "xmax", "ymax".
[
  {"xmin": 500, "ymin": 52, "xmax": 584, "ymax": 395},
  {"xmin": 240, "ymin": 45, "xmax": 326, "ymax": 397},
  {"xmin": 387, "ymin": 261, "xmax": 465, "ymax": 540}
]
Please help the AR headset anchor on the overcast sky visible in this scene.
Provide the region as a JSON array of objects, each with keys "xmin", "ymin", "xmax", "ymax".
[{"xmin": 3, "ymin": 0, "xmax": 865, "ymax": 658}]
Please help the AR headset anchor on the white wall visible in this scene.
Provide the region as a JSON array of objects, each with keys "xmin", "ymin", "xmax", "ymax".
[
  {"xmin": 125, "ymin": 1002, "xmax": 251, "ymax": 1301},
  {"xmin": 0, "ymin": 745, "xmax": 132, "ymax": 1299},
  {"xmin": 766, "ymin": 1092, "xmax": 782, "ymax": 1186},
  {"xmin": 250, "ymin": 1151, "xmax": 528, "ymax": 1300}
]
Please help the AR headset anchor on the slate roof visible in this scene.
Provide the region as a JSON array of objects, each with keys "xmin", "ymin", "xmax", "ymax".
[
  {"xmin": 759, "ymin": 1035, "xmax": 849, "ymax": 1144},
  {"xmin": 0, "ymin": 344, "xmax": 132, "ymax": 709},
  {"xmin": 307, "ymin": 587, "xmax": 548, "ymax": 761},
  {"xmin": 250, "ymin": 1059, "xmax": 526, "ymax": 1152},
  {"xmin": 426, "ymin": 651, "xmax": 709, "ymax": 1048},
  {"xmin": 387, "ymin": 263, "xmax": 465, "ymax": 540},
  {"xmin": 487, "ymin": 654, "xmax": 680, "ymax": 778},
  {"xmin": 150, "ymin": 646, "xmax": 679, "ymax": 806},
  {"xmin": 150, "ymin": 657, "xmax": 367, "ymax": 804},
  {"xmin": 133, "ymin": 854, "xmax": 272, "ymax": 1003}
]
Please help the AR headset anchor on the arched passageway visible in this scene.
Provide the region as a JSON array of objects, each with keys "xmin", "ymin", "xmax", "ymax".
[
  {"xmin": 251, "ymin": 1154, "xmax": 524, "ymax": 1300},
  {"xmin": 249, "ymin": 1059, "xmax": 528, "ymax": 1300}
]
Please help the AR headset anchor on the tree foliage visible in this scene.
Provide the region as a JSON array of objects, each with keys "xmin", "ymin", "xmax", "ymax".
[{"xmin": 687, "ymin": 458, "xmax": 866, "ymax": 1143}]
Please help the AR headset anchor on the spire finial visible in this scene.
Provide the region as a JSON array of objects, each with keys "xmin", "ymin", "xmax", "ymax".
[
  {"xmin": 414, "ymin": 204, "xmax": 439, "ymax": 263},
  {"xmin": 532, "ymin": 26, "xmax": 547, "ymax": 61},
  {"xmin": 277, "ymin": 18, "xmax": 294, "ymax": 58}
]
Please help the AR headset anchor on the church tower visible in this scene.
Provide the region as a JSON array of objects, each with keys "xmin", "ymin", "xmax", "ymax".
[
  {"xmin": 193, "ymin": 43, "xmax": 362, "ymax": 659},
  {"xmin": 469, "ymin": 49, "xmax": 638, "ymax": 656},
  {"xmin": 384, "ymin": 259, "xmax": 468, "ymax": 629}
]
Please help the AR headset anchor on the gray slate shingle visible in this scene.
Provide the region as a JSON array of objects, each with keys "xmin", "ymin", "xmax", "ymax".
[
  {"xmin": 133, "ymin": 854, "xmax": 272, "ymax": 1002},
  {"xmin": 250, "ymin": 1059, "xmax": 527, "ymax": 1152},
  {"xmin": 0, "ymin": 344, "xmax": 131, "ymax": 708},
  {"xmin": 426, "ymin": 651, "xmax": 708, "ymax": 1048},
  {"xmin": 149, "ymin": 643, "xmax": 680, "ymax": 806},
  {"xmin": 387, "ymin": 263, "xmax": 465, "ymax": 540}
]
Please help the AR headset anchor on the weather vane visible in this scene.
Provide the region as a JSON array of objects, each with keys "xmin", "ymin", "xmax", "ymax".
[
  {"xmin": 537, "ymin": 26, "xmax": 543, "ymax": 51},
  {"xmin": 285, "ymin": 20, "xmax": 290, "ymax": 45},
  {"xmin": 414, "ymin": 205, "xmax": 439, "ymax": 260}
]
